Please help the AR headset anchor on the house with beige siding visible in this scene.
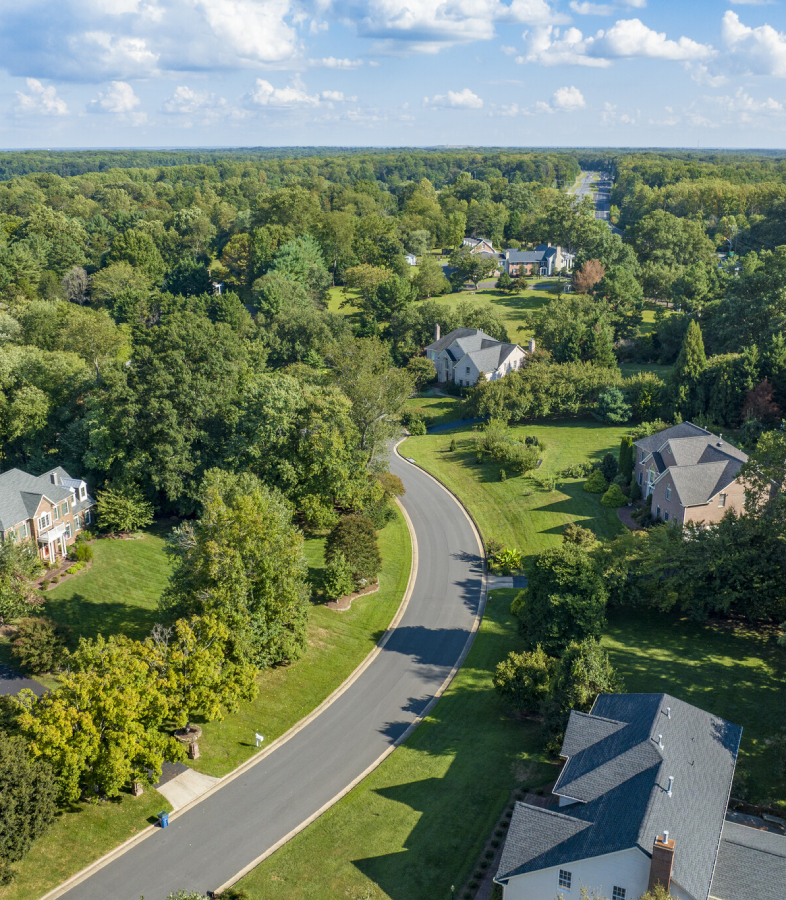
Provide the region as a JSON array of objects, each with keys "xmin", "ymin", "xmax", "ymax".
[
  {"xmin": 0, "ymin": 467, "xmax": 95, "ymax": 562},
  {"xmin": 424, "ymin": 325, "xmax": 530, "ymax": 387},
  {"xmin": 496, "ymin": 693, "xmax": 785, "ymax": 900},
  {"xmin": 633, "ymin": 423, "xmax": 748, "ymax": 525}
]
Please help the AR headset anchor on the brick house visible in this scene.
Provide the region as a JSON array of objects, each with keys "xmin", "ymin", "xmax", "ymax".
[
  {"xmin": 0, "ymin": 467, "xmax": 96, "ymax": 562},
  {"xmin": 504, "ymin": 243, "xmax": 575, "ymax": 278},
  {"xmin": 633, "ymin": 423, "xmax": 748, "ymax": 525},
  {"xmin": 496, "ymin": 692, "xmax": 785, "ymax": 900}
]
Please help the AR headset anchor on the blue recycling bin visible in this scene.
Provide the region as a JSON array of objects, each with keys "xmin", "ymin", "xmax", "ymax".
[{"xmin": 158, "ymin": 811, "xmax": 169, "ymax": 828}]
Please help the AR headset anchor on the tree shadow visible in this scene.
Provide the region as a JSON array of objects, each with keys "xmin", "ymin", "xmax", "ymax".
[{"xmin": 43, "ymin": 594, "xmax": 160, "ymax": 644}]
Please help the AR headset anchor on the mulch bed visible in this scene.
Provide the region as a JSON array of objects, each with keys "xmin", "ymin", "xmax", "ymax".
[
  {"xmin": 37, "ymin": 559, "xmax": 93, "ymax": 590},
  {"xmin": 325, "ymin": 579, "xmax": 380, "ymax": 611}
]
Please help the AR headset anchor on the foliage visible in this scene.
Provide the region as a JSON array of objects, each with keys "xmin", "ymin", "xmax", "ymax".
[
  {"xmin": 0, "ymin": 736, "xmax": 58, "ymax": 886},
  {"xmin": 572, "ymin": 259, "xmax": 605, "ymax": 294},
  {"xmin": 96, "ymin": 484, "xmax": 154, "ymax": 534},
  {"xmin": 406, "ymin": 356, "xmax": 437, "ymax": 389},
  {"xmin": 0, "ymin": 538, "xmax": 44, "ymax": 625},
  {"xmin": 488, "ymin": 546, "xmax": 523, "ymax": 576},
  {"xmin": 584, "ymin": 469, "xmax": 608, "ymax": 493},
  {"xmin": 595, "ymin": 387, "xmax": 631, "ymax": 424},
  {"xmin": 562, "ymin": 523, "xmax": 596, "ymax": 547},
  {"xmin": 146, "ymin": 615, "xmax": 258, "ymax": 729},
  {"xmin": 72, "ymin": 542, "xmax": 93, "ymax": 562},
  {"xmin": 670, "ymin": 320, "xmax": 706, "ymax": 420},
  {"xmin": 65, "ymin": 563, "xmax": 85, "ymax": 574},
  {"xmin": 161, "ymin": 469, "xmax": 311, "ymax": 668},
  {"xmin": 618, "ymin": 435, "xmax": 634, "ymax": 481},
  {"xmin": 512, "ymin": 544, "xmax": 608, "ymax": 654},
  {"xmin": 11, "ymin": 617, "xmax": 71, "ymax": 674},
  {"xmin": 474, "ymin": 418, "xmax": 539, "ymax": 474},
  {"xmin": 322, "ymin": 550, "xmax": 356, "ymax": 602},
  {"xmin": 528, "ymin": 295, "xmax": 617, "ymax": 366},
  {"xmin": 325, "ymin": 515, "xmax": 381, "ymax": 585},
  {"xmin": 493, "ymin": 646, "xmax": 554, "ymax": 713},
  {"xmin": 624, "ymin": 372, "xmax": 665, "ymax": 421},
  {"xmin": 601, "ymin": 484, "xmax": 628, "ymax": 507},
  {"xmin": 599, "ymin": 452, "xmax": 618, "ymax": 482}
]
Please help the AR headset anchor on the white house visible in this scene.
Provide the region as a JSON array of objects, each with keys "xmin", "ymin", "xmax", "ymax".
[
  {"xmin": 424, "ymin": 326, "xmax": 532, "ymax": 387},
  {"xmin": 405, "ymin": 253, "xmax": 417, "ymax": 266},
  {"xmin": 503, "ymin": 243, "xmax": 574, "ymax": 278},
  {"xmin": 463, "ymin": 237, "xmax": 497, "ymax": 254},
  {"xmin": 496, "ymin": 693, "xmax": 784, "ymax": 900}
]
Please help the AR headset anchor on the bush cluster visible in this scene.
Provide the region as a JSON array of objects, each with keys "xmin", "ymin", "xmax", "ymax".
[
  {"xmin": 11, "ymin": 617, "xmax": 71, "ymax": 674},
  {"xmin": 474, "ymin": 419, "xmax": 539, "ymax": 474}
]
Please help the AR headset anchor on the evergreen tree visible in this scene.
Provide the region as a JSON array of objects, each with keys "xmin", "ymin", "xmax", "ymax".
[
  {"xmin": 586, "ymin": 322, "xmax": 617, "ymax": 368},
  {"xmin": 618, "ymin": 435, "xmax": 634, "ymax": 481},
  {"xmin": 595, "ymin": 387, "xmax": 631, "ymax": 424},
  {"xmin": 670, "ymin": 319, "xmax": 707, "ymax": 420}
]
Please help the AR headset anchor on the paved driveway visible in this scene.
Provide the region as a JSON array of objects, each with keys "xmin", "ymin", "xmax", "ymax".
[
  {"xmin": 58, "ymin": 445, "xmax": 485, "ymax": 900},
  {"xmin": 0, "ymin": 663, "xmax": 46, "ymax": 697}
]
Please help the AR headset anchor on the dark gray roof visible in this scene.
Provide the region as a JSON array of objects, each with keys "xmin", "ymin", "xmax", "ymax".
[
  {"xmin": 667, "ymin": 460, "xmax": 744, "ymax": 508},
  {"xmin": 710, "ymin": 821, "xmax": 786, "ymax": 900},
  {"xmin": 497, "ymin": 693, "xmax": 741, "ymax": 900},
  {"xmin": 634, "ymin": 422, "xmax": 712, "ymax": 455},
  {"xmin": 425, "ymin": 327, "xmax": 485, "ymax": 353},
  {"xmin": 462, "ymin": 342, "xmax": 521, "ymax": 374},
  {"xmin": 0, "ymin": 467, "xmax": 88, "ymax": 531},
  {"xmin": 506, "ymin": 250, "xmax": 549, "ymax": 264}
]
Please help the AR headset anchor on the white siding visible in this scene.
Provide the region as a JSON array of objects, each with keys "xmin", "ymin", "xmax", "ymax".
[{"xmin": 501, "ymin": 848, "xmax": 651, "ymax": 900}]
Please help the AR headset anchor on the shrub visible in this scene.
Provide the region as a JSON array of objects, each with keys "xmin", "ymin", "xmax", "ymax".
[
  {"xmin": 583, "ymin": 469, "xmax": 608, "ymax": 493},
  {"xmin": 562, "ymin": 523, "xmax": 595, "ymax": 547},
  {"xmin": 488, "ymin": 546, "xmax": 523, "ymax": 575},
  {"xmin": 322, "ymin": 550, "xmax": 356, "ymax": 602},
  {"xmin": 11, "ymin": 617, "xmax": 70, "ymax": 673},
  {"xmin": 561, "ymin": 461, "xmax": 593, "ymax": 478},
  {"xmin": 325, "ymin": 515, "xmax": 381, "ymax": 584},
  {"xmin": 629, "ymin": 478, "xmax": 642, "ymax": 501},
  {"xmin": 72, "ymin": 543, "xmax": 93, "ymax": 563},
  {"xmin": 449, "ymin": 437, "xmax": 457, "ymax": 452},
  {"xmin": 96, "ymin": 484, "xmax": 154, "ymax": 534},
  {"xmin": 40, "ymin": 578, "xmax": 50, "ymax": 591},
  {"xmin": 600, "ymin": 452, "xmax": 618, "ymax": 482},
  {"xmin": 493, "ymin": 646, "xmax": 554, "ymax": 713},
  {"xmin": 500, "ymin": 468, "xmax": 506, "ymax": 482},
  {"xmin": 65, "ymin": 562, "xmax": 85, "ymax": 575},
  {"xmin": 595, "ymin": 386, "xmax": 631, "ymax": 424},
  {"xmin": 601, "ymin": 484, "xmax": 628, "ymax": 507},
  {"xmin": 401, "ymin": 410, "xmax": 426, "ymax": 435}
]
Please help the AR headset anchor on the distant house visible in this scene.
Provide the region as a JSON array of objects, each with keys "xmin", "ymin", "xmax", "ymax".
[
  {"xmin": 633, "ymin": 422, "xmax": 749, "ymax": 525},
  {"xmin": 405, "ymin": 253, "xmax": 417, "ymax": 266},
  {"xmin": 496, "ymin": 692, "xmax": 784, "ymax": 900},
  {"xmin": 424, "ymin": 325, "xmax": 531, "ymax": 387},
  {"xmin": 0, "ymin": 467, "xmax": 95, "ymax": 562},
  {"xmin": 463, "ymin": 236, "xmax": 496, "ymax": 254},
  {"xmin": 504, "ymin": 244, "xmax": 574, "ymax": 278}
]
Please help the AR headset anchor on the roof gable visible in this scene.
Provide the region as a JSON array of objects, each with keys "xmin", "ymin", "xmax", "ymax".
[{"xmin": 0, "ymin": 467, "xmax": 79, "ymax": 531}]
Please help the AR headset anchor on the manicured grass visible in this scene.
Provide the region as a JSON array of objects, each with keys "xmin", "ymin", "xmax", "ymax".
[
  {"xmin": 233, "ymin": 589, "xmax": 554, "ymax": 900},
  {"xmin": 402, "ymin": 419, "xmax": 629, "ymax": 567},
  {"xmin": 619, "ymin": 362, "xmax": 673, "ymax": 379},
  {"xmin": 403, "ymin": 393, "xmax": 465, "ymax": 427},
  {"xmin": 604, "ymin": 608, "xmax": 786, "ymax": 808},
  {"xmin": 191, "ymin": 510, "xmax": 412, "ymax": 777},
  {"xmin": 0, "ymin": 510, "xmax": 412, "ymax": 900}
]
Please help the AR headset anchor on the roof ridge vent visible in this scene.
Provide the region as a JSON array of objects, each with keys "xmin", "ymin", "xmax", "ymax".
[
  {"xmin": 655, "ymin": 733, "xmax": 664, "ymax": 750},
  {"xmin": 667, "ymin": 776, "xmax": 674, "ymax": 797}
]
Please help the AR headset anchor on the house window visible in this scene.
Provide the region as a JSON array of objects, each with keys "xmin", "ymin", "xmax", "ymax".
[
  {"xmin": 53, "ymin": 505, "xmax": 61, "ymax": 521},
  {"xmin": 665, "ymin": 487, "xmax": 671, "ymax": 501},
  {"xmin": 74, "ymin": 516, "xmax": 81, "ymax": 532},
  {"xmin": 19, "ymin": 522, "xmax": 28, "ymax": 539},
  {"xmin": 79, "ymin": 485, "xmax": 87, "ymax": 501},
  {"xmin": 719, "ymin": 493, "xmax": 727, "ymax": 508},
  {"xmin": 466, "ymin": 366, "xmax": 470, "ymax": 374},
  {"xmin": 65, "ymin": 523, "xmax": 72, "ymax": 540},
  {"xmin": 664, "ymin": 512, "xmax": 669, "ymax": 522},
  {"xmin": 84, "ymin": 510, "xmax": 92, "ymax": 525},
  {"xmin": 558, "ymin": 870, "xmax": 572, "ymax": 890},
  {"xmin": 641, "ymin": 451, "xmax": 645, "ymax": 462},
  {"xmin": 61, "ymin": 501, "xmax": 69, "ymax": 516},
  {"xmin": 656, "ymin": 506, "xmax": 661, "ymax": 518},
  {"xmin": 38, "ymin": 512, "xmax": 51, "ymax": 531},
  {"xmin": 638, "ymin": 472, "xmax": 643, "ymax": 486},
  {"xmin": 612, "ymin": 889, "xmax": 626, "ymax": 900}
]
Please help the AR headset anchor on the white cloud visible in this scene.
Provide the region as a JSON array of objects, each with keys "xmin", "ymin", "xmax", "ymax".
[
  {"xmin": 685, "ymin": 61, "xmax": 727, "ymax": 87},
  {"xmin": 552, "ymin": 84, "xmax": 585, "ymax": 110},
  {"xmin": 728, "ymin": 0, "xmax": 775, "ymax": 5},
  {"xmin": 322, "ymin": 89, "xmax": 357, "ymax": 101},
  {"xmin": 368, "ymin": 60, "xmax": 381, "ymax": 66},
  {"xmin": 194, "ymin": 0, "xmax": 299, "ymax": 64},
  {"xmin": 89, "ymin": 80, "xmax": 140, "ymax": 114},
  {"xmin": 248, "ymin": 77, "xmax": 320, "ymax": 108},
  {"xmin": 310, "ymin": 56, "xmax": 364, "ymax": 68},
  {"xmin": 716, "ymin": 87, "xmax": 784, "ymax": 116},
  {"xmin": 76, "ymin": 31, "xmax": 159, "ymax": 78},
  {"xmin": 162, "ymin": 85, "xmax": 231, "ymax": 116},
  {"xmin": 522, "ymin": 18, "xmax": 711, "ymax": 67},
  {"xmin": 501, "ymin": 44, "xmax": 517, "ymax": 54},
  {"xmin": 423, "ymin": 87, "xmax": 484, "ymax": 108},
  {"xmin": 722, "ymin": 11, "xmax": 786, "ymax": 77},
  {"xmin": 14, "ymin": 78, "xmax": 68, "ymax": 115},
  {"xmin": 570, "ymin": 2, "xmax": 614, "ymax": 14}
]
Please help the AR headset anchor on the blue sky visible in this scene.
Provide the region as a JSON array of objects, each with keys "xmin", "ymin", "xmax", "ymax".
[{"xmin": 1, "ymin": 0, "xmax": 785, "ymax": 148}]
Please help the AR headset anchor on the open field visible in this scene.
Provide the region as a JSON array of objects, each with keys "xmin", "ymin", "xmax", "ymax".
[
  {"xmin": 233, "ymin": 588, "xmax": 554, "ymax": 900},
  {"xmin": 0, "ymin": 511, "xmax": 412, "ymax": 900},
  {"xmin": 402, "ymin": 418, "xmax": 629, "ymax": 566}
]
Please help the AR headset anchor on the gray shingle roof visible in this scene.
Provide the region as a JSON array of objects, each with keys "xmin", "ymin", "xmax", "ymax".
[
  {"xmin": 710, "ymin": 821, "xmax": 786, "ymax": 900},
  {"xmin": 425, "ymin": 327, "xmax": 486, "ymax": 353},
  {"xmin": 0, "ymin": 467, "xmax": 88, "ymax": 531},
  {"xmin": 506, "ymin": 250, "xmax": 547, "ymax": 263},
  {"xmin": 667, "ymin": 461, "xmax": 743, "ymax": 508},
  {"xmin": 461, "ymin": 342, "xmax": 520, "ymax": 375},
  {"xmin": 635, "ymin": 422, "xmax": 711, "ymax": 455},
  {"xmin": 496, "ymin": 693, "xmax": 741, "ymax": 900}
]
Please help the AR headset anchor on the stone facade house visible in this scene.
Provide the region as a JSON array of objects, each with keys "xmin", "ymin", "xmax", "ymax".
[
  {"xmin": 424, "ymin": 326, "xmax": 530, "ymax": 387},
  {"xmin": 0, "ymin": 467, "xmax": 96, "ymax": 562},
  {"xmin": 496, "ymin": 692, "xmax": 784, "ymax": 900},
  {"xmin": 633, "ymin": 423, "xmax": 748, "ymax": 525}
]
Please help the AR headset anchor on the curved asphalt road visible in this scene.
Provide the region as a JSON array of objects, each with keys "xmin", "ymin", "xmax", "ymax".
[{"xmin": 58, "ymin": 448, "xmax": 484, "ymax": 900}]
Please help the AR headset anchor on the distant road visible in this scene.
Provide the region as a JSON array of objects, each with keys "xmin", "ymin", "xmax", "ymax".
[{"xmin": 571, "ymin": 170, "xmax": 621, "ymax": 233}]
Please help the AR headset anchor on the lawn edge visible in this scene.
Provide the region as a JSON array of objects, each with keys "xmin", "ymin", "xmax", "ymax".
[
  {"xmin": 39, "ymin": 499, "xmax": 417, "ymax": 900},
  {"xmin": 214, "ymin": 445, "xmax": 489, "ymax": 895}
]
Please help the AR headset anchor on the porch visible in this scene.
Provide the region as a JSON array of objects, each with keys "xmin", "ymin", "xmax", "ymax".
[{"xmin": 37, "ymin": 522, "xmax": 70, "ymax": 562}]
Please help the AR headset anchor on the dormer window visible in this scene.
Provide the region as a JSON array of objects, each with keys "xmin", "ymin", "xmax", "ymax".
[{"xmin": 79, "ymin": 485, "xmax": 87, "ymax": 501}]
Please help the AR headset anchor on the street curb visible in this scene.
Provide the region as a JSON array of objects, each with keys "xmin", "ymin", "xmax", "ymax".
[
  {"xmin": 212, "ymin": 439, "xmax": 489, "ymax": 895},
  {"xmin": 39, "ymin": 497, "xmax": 418, "ymax": 900}
]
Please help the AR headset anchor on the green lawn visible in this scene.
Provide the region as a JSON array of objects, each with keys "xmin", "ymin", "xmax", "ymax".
[
  {"xmin": 402, "ymin": 419, "xmax": 629, "ymax": 567},
  {"xmin": 1, "ymin": 511, "xmax": 412, "ymax": 900},
  {"xmin": 403, "ymin": 393, "xmax": 465, "ymax": 427},
  {"xmin": 233, "ymin": 589, "xmax": 554, "ymax": 900}
]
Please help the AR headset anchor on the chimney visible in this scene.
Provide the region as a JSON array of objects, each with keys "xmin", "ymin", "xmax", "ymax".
[
  {"xmin": 528, "ymin": 339, "xmax": 536, "ymax": 353},
  {"xmin": 435, "ymin": 323, "xmax": 441, "ymax": 342},
  {"xmin": 648, "ymin": 835, "xmax": 675, "ymax": 894}
]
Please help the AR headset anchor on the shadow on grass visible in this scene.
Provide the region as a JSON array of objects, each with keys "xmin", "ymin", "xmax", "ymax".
[{"xmin": 44, "ymin": 594, "xmax": 159, "ymax": 644}]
